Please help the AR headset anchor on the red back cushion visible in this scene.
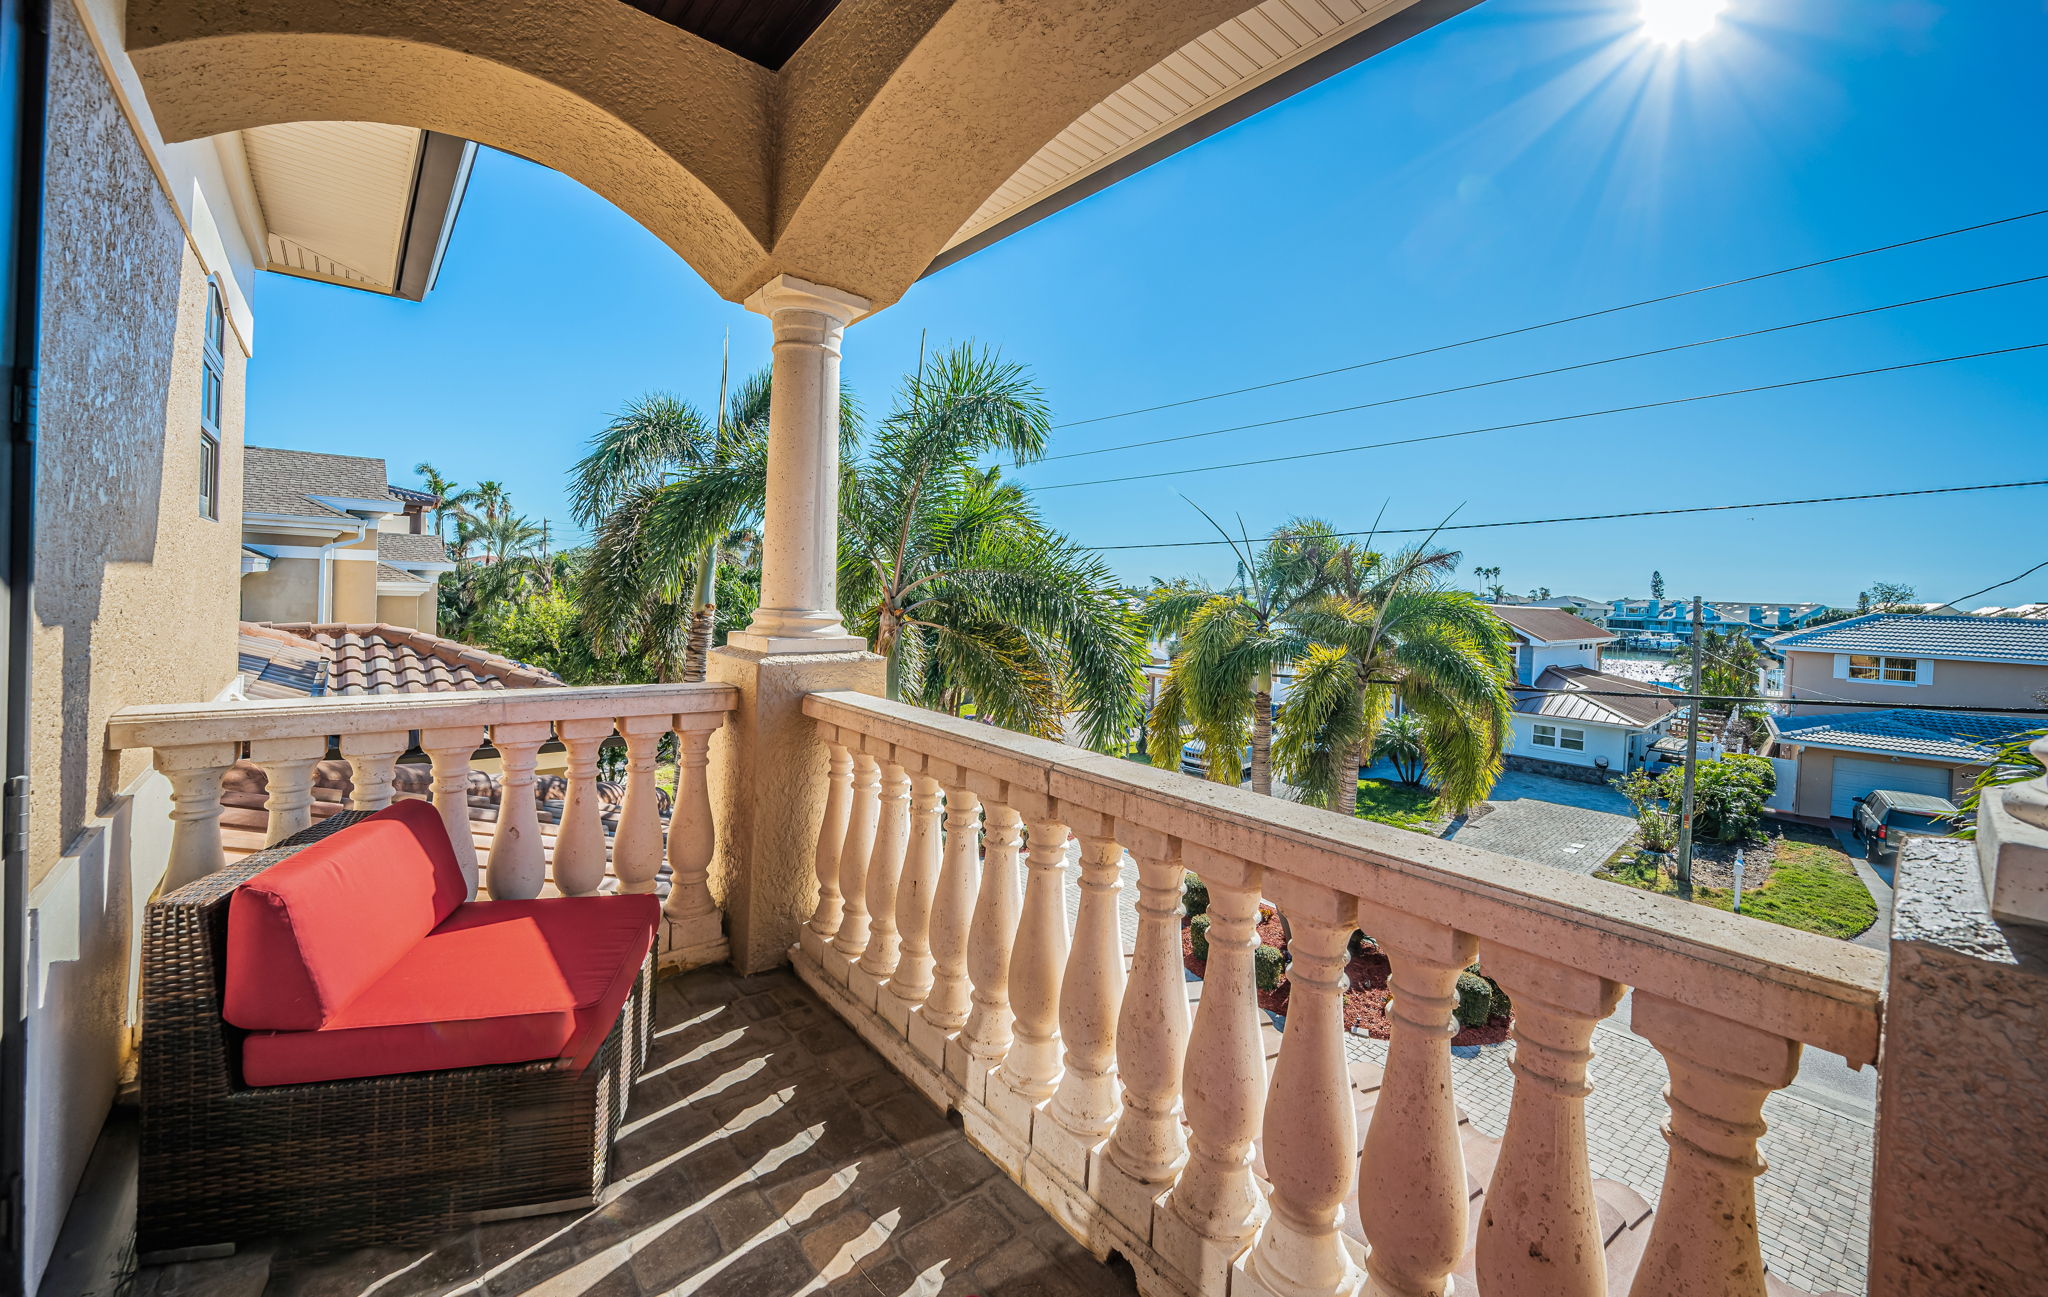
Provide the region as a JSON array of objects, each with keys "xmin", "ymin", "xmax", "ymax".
[{"xmin": 224, "ymin": 799, "xmax": 468, "ymax": 1031}]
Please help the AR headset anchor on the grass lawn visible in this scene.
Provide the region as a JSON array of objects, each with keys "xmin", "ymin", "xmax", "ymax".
[
  {"xmin": 1597, "ymin": 832, "xmax": 1877, "ymax": 939},
  {"xmin": 1355, "ymin": 778, "xmax": 1440, "ymax": 832}
]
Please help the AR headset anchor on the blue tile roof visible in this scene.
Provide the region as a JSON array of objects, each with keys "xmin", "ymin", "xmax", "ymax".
[
  {"xmin": 1771, "ymin": 709, "xmax": 2038, "ymax": 762},
  {"xmin": 1767, "ymin": 613, "xmax": 2048, "ymax": 665}
]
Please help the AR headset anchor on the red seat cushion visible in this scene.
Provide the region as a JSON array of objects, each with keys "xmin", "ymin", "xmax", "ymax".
[
  {"xmin": 224, "ymin": 800, "xmax": 468, "ymax": 1031},
  {"xmin": 240, "ymin": 894, "xmax": 657, "ymax": 1087}
]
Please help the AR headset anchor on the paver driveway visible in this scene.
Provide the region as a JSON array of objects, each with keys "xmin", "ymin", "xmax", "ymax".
[{"xmin": 1444, "ymin": 769, "xmax": 1638, "ymax": 874}]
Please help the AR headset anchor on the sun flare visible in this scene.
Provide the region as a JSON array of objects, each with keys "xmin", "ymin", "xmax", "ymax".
[{"xmin": 1638, "ymin": 0, "xmax": 1727, "ymax": 43}]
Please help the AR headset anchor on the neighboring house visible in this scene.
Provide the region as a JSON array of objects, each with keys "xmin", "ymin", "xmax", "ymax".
[
  {"xmin": 1607, "ymin": 598, "xmax": 1831, "ymax": 643},
  {"xmin": 240, "ymin": 447, "xmax": 455, "ymax": 632},
  {"xmin": 1971, "ymin": 602, "xmax": 2048, "ymax": 619},
  {"xmin": 236, "ymin": 620, "xmax": 558, "ymax": 698},
  {"xmin": 1763, "ymin": 613, "xmax": 2048, "ymax": 819},
  {"xmin": 1490, "ymin": 606, "xmax": 1684, "ymax": 780},
  {"xmin": 1489, "ymin": 594, "xmax": 1612, "ymax": 627}
]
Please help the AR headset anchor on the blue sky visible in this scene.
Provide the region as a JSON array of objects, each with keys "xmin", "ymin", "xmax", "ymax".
[{"xmin": 245, "ymin": 0, "xmax": 2047, "ymax": 608}]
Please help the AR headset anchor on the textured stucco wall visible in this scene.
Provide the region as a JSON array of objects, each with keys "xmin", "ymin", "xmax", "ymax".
[
  {"xmin": 1786, "ymin": 652, "xmax": 2048, "ymax": 712},
  {"xmin": 33, "ymin": 0, "xmax": 244, "ymax": 890},
  {"xmin": 375, "ymin": 590, "xmax": 435, "ymax": 631},
  {"xmin": 1870, "ymin": 838, "xmax": 2048, "ymax": 1295},
  {"xmin": 239, "ymin": 556, "xmax": 319, "ymax": 623}
]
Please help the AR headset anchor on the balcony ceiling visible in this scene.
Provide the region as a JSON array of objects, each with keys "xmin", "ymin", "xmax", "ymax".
[{"xmin": 614, "ymin": 0, "xmax": 842, "ymax": 69}]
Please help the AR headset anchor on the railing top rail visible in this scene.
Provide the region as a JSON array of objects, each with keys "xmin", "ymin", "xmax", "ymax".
[
  {"xmin": 110, "ymin": 681, "xmax": 739, "ymax": 750},
  {"xmin": 804, "ymin": 689, "xmax": 1884, "ymax": 1063}
]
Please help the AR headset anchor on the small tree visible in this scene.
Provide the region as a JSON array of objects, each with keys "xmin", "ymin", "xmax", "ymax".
[
  {"xmin": 1650, "ymin": 570, "xmax": 1666, "ymax": 599},
  {"xmin": 1866, "ymin": 581, "xmax": 1918, "ymax": 614},
  {"xmin": 1617, "ymin": 767, "xmax": 1678, "ymax": 854},
  {"xmin": 1373, "ymin": 711, "xmax": 1429, "ymax": 786}
]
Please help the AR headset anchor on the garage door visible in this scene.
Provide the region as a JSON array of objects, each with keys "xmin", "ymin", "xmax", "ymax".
[{"xmin": 1830, "ymin": 757, "xmax": 1951, "ymax": 819}]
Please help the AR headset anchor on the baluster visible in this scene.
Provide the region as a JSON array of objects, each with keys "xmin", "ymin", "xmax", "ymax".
[
  {"xmin": 610, "ymin": 714, "xmax": 669, "ymax": 894},
  {"xmin": 552, "ymin": 718, "xmax": 614, "ymax": 896},
  {"xmin": 663, "ymin": 720, "xmax": 727, "ymax": 966},
  {"xmin": 958, "ymin": 797, "xmax": 1025, "ymax": 1073},
  {"xmin": 154, "ymin": 742, "xmax": 238, "ymax": 893},
  {"xmin": 486, "ymin": 720, "xmax": 552, "ymax": 900},
  {"xmin": 1159, "ymin": 851, "xmax": 1268, "ymax": 1284},
  {"xmin": 1243, "ymin": 891, "xmax": 1362, "ymax": 1297},
  {"xmin": 831, "ymin": 752, "xmax": 882, "ymax": 969},
  {"xmin": 418, "ymin": 725, "xmax": 486, "ymax": 897},
  {"xmin": 1099, "ymin": 832, "xmax": 1190, "ymax": 1232},
  {"xmin": 989, "ymin": 809, "xmax": 1070, "ymax": 1144},
  {"xmin": 1626, "ymin": 995, "xmax": 1799, "ymax": 1297},
  {"xmin": 1041, "ymin": 822, "xmax": 1126, "ymax": 1184},
  {"xmin": 910, "ymin": 779, "xmax": 980, "ymax": 1069},
  {"xmin": 341, "ymin": 729, "xmax": 408, "ymax": 813},
  {"xmin": 248, "ymin": 734, "xmax": 326, "ymax": 847},
  {"xmin": 1475, "ymin": 944, "xmax": 1622, "ymax": 1297},
  {"xmin": 856, "ymin": 759, "xmax": 912, "ymax": 992},
  {"xmin": 1355, "ymin": 901, "xmax": 1477, "ymax": 1297},
  {"xmin": 806, "ymin": 732, "xmax": 855, "ymax": 960},
  {"xmin": 886, "ymin": 772, "xmax": 945, "ymax": 1012}
]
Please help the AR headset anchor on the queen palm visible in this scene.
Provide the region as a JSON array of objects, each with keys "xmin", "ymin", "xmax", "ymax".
[
  {"xmin": 1143, "ymin": 518, "xmax": 1329, "ymax": 795},
  {"xmin": 1275, "ymin": 541, "xmax": 1516, "ymax": 816},
  {"xmin": 412, "ymin": 462, "xmax": 461, "ymax": 542}
]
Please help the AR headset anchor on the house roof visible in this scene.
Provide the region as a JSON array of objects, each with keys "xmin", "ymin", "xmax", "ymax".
[
  {"xmin": 239, "ymin": 622, "xmax": 560, "ymax": 697},
  {"xmin": 1766, "ymin": 613, "xmax": 2048, "ymax": 665},
  {"xmin": 376, "ymin": 530, "xmax": 450, "ymax": 565},
  {"xmin": 387, "ymin": 483, "xmax": 440, "ymax": 506},
  {"xmin": 1770, "ymin": 709, "xmax": 2038, "ymax": 764},
  {"xmin": 1488, "ymin": 605, "xmax": 1613, "ymax": 645},
  {"xmin": 244, "ymin": 446, "xmax": 401, "ymax": 519},
  {"xmin": 1971, "ymin": 603, "xmax": 2048, "ymax": 620},
  {"xmin": 1513, "ymin": 666, "xmax": 1681, "ymax": 729}
]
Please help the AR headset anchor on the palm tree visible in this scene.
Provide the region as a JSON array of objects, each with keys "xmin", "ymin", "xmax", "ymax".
[
  {"xmin": 1143, "ymin": 518, "xmax": 1328, "ymax": 795},
  {"xmin": 1373, "ymin": 710, "xmax": 1428, "ymax": 785},
  {"xmin": 413, "ymin": 462, "xmax": 462, "ymax": 541},
  {"xmin": 1275, "ymin": 540, "xmax": 1516, "ymax": 817}
]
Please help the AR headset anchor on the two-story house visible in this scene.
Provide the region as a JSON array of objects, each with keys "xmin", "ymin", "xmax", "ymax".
[
  {"xmin": 1491, "ymin": 606, "xmax": 1684, "ymax": 780},
  {"xmin": 1608, "ymin": 598, "xmax": 1831, "ymax": 645},
  {"xmin": 1764, "ymin": 614, "xmax": 2047, "ymax": 819}
]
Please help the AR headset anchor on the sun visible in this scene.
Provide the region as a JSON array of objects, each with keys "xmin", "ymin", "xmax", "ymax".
[{"xmin": 1638, "ymin": 0, "xmax": 1727, "ymax": 43}]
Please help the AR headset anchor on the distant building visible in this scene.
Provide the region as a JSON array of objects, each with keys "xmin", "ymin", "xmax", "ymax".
[
  {"xmin": 1606, "ymin": 598, "xmax": 1831, "ymax": 644},
  {"xmin": 1488, "ymin": 594, "xmax": 1611, "ymax": 627}
]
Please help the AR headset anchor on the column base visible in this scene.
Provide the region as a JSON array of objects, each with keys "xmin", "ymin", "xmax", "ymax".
[
  {"xmin": 1091, "ymin": 1147, "xmax": 1180, "ymax": 1246},
  {"xmin": 660, "ymin": 913, "xmax": 729, "ymax": 972},
  {"xmin": 725, "ymin": 631, "xmax": 868, "ymax": 655},
  {"xmin": 1154, "ymin": 1197, "xmax": 1267, "ymax": 1297}
]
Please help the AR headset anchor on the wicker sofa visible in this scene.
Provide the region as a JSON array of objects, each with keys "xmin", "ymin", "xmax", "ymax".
[{"xmin": 138, "ymin": 803, "xmax": 657, "ymax": 1255}]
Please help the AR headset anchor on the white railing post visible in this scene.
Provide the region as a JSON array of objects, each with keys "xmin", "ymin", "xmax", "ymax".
[
  {"xmin": 1158, "ymin": 848, "xmax": 1269, "ymax": 1292},
  {"xmin": 662, "ymin": 718, "xmax": 728, "ymax": 968},
  {"xmin": 908, "ymin": 773, "xmax": 979, "ymax": 1073},
  {"xmin": 854, "ymin": 757, "xmax": 912, "ymax": 1002},
  {"xmin": 247, "ymin": 734, "xmax": 326, "ymax": 847},
  {"xmin": 1040, "ymin": 820, "xmax": 1126, "ymax": 1185},
  {"xmin": 485, "ymin": 720, "xmax": 552, "ymax": 900},
  {"xmin": 989, "ymin": 806, "xmax": 1070, "ymax": 1152},
  {"xmin": 883, "ymin": 771, "xmax": 945, "ymax": 1030},
  {"xmin": 957, "ymin": 785, "xmax": 1025, "ymax": 1101},
  {"xmin": 610, "ymin": 714, "xmax": 669, "ymax": 894},
  {"xmin": 340, "ymin": 729, "xmax": 408, "ymax": 813},
  {"xmin": 1626, "ymin": 995, "xmax": 1799, "ymax": 1297},
  {"xmin": 552, "ymin": 717, "xmax": 615, "ymax": 896},
  {"xmin": 1097, "ymin": 829, "xmax": 1189, "ymax": 1242},
  {"xmin": 154, "ymin": 742, "xmax": 238, "ymax": 893},
  {"xmin": 1475, "ymin": 943, "xmax": 1623, "ymax": 1297},
  {"xmin": 1242, "ymin": 886, "xmax": 1363, "ymax": 1297},
  {"xmin": 1355, "ymin": 901, "xmax": 1477, "ymax": 1297},
  {"xmin": 418, "ymin": 725, "xmax": 485, "ymax": 897},
  {"xmin": 803, "ymin": 731, "xmax": 855, "ymax": 964},
  {"xmin": 830, "ymin": 751, "xmax": 882, "ymax": 975}
]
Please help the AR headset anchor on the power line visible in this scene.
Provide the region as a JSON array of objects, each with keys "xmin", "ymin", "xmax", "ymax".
[
  {"xmin": 1936, "ymin": 558, "xmax": 2048, "ymax": 611},
  {"xmin": 1035, "ymin": 272, "xmax": 2048, "ymax": 464},
  {"xmin": 1028, "ymin": 340, "xmax": 2048, "ymax": 493},
  {"xmin": 1051, "ymin": 206, "xmax": 2048, "ymax": 431}
]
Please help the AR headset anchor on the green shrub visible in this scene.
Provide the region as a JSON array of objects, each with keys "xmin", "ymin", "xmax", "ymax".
[
  {"xmin": 1254, "ymin": 944, "xmax": 1286, "ymax": 991},
  {"xmin": 1182, "ymin": 874, "xmax": 1210, "ymax": 917},
  {"xmin": 1190, "ymin": 913, "xmax": 1213, "ymax": 961},
  {"xmin": 1454, "ymin": 970, "xmax": 1495, "ymax": 1030},
  {"xmin": 1348, "ymin": 929, "xmax": 1371, "ymax": 958},
  {"xmin": 1482, "ymin": 973, "xmax": 1510, "ymax": 1021}
]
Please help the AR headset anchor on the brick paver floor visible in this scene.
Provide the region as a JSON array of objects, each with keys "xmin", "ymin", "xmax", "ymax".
[
  {"xmin": 1445, "ymin": 797, "xmax": 1640, "ymax": 875},
  {"xmin": 134, "ymin": 965, "xmax": 1134, "ymax": 1297}
]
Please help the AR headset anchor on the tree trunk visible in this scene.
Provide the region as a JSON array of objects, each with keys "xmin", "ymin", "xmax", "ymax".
[
  {"xmin": 682, "ymin": 544, "xmax": 720, "ymax": 683},
  {"xmin": 1250, "ymin": 678, "xmax": 1273, "ymax": 796},
  {"xmin": 1337, "ymin": 742, "xmax": 1361, "ymax": 817}
]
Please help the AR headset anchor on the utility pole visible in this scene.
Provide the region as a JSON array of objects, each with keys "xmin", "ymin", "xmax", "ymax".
[{"xmin": 1675, "ymin": 594, "xmax": 1703, "ymax": 895}]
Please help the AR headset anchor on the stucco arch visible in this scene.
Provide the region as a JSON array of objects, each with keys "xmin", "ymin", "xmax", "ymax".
[{"xmin": 124, "ymin": 0, "xmax": 778, "ymax": 301}]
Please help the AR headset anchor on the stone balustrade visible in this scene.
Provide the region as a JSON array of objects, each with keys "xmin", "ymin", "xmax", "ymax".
[
  {"xmin": 796, "ymin": 690, "xmax": 1885, "ymax": 1297},
  {"xmin": 107, "ymin": 682, "xmax": 737, "ymax": 967}
]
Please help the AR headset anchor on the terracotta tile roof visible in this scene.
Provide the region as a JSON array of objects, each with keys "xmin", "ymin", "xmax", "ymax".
[
  {"xmin": 1513, "ymin": 665, "xmax": 1681, "ymax": 728},
  {"xmin": 241, "ymin": 621, "xmax": 561, "ymax": 696},
  {"xmin": 1487, "ymin": 604, "xmax": 1614, "ymax": 645},
  {"xmin": 377, "ymin": 530, "xmax": 450, "ymax": 565},
  {"xmin": 236, "ymin": 623, "xmax": 329, "ymax": 699}
]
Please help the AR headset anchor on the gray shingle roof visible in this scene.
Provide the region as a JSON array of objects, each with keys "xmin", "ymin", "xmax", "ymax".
[
  {"xmin": 376, "ymin": 531, "xmax": 450, "ymax": 565},
  {"xmin": 1771, "ymin": 709, "xmax": 2038, "ymax": 763},
  {"xmin": 1767, "ymin": 613, "xmax": 2048, "ymax": 665},
  {"xmin": 1513, "ymin": 666, "xmax": 1681, "ymax": 728},
  {"xmin": 243, "ymin": 446, "xmax": 400, "ymax": 518}
]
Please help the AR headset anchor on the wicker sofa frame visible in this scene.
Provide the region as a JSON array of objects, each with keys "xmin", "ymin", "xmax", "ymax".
[{"xmin": 138, "ymin": 813, "xmax": 656, "ymax": 1255}]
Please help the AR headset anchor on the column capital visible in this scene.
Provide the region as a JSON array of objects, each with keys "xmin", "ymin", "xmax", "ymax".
[{"xmin": 743, "ymin": 274, "xmax": 872, "ymax": 326}]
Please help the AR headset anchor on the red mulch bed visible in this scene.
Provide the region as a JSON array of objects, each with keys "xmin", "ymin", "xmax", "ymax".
[{"xmin": 1182, "ymin": 913, "xmax": 1511, "ymax": 1047}]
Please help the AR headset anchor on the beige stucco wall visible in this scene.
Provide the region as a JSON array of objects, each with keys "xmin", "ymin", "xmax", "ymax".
[
  {"xmin": 240, "ymin": 556, "xmax": 319, "ymax": 623},
  {"xmin": 1785, "ymin": 650, "xmax": 2048, "ymax": 713},
  {"xmin": 32, "ymin": 0, "xmax": 244, "ymax": 891},
  {"xmin": 1789, "ymin": 747, "xmax": 1973, "ymax": 820},
  {"xmin": 376, "ymin": 590, "xmax": 436, "ymax": 631}
]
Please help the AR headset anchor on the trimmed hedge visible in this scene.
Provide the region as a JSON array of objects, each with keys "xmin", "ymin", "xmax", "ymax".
[
  {"xmin": 1183, "ymin": 874, "xmax": 1210, "ymax": 917},
  {"xmin": 1190, "ymin": 913, "xmax": 1213, "ymax": 961},
  {"xmin": 1254, "ymin": 944, "xmax": 1286, "ymax": 991},
  {"xmin": 1454, "ymin": 970, "xmax": 1495, "ymax": 1030}
]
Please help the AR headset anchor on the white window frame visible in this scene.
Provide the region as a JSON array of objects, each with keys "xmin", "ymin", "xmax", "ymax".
[
  {"xmin": 1530, "ymin": 723, "xmax": 1588, "ymax": 751},
  {"xmin": 1843, "ymin": 654, "xmax": 1921, "ymax": 685},
  {"xmin": 199, "ymin": 280, "xmax": 224, "ymax": 520}
]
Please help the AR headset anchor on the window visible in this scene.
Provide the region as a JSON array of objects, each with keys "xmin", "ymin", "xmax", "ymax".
[
  {"xmin": 1847, "ymin": 655, "xmax": 1918, "ymax": 683},
  {"xmin": 199, "ymin": 281, "xmax": 224, "ymax": 519},
  {"xmin": 1531, "ymin": 724, "xmax": 1587, "ymax": 751}
]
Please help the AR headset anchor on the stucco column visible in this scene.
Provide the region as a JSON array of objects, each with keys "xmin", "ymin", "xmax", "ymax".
[{"xmin": 728, "ymin": 274, "xmax": 869, "ymax": 654}]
